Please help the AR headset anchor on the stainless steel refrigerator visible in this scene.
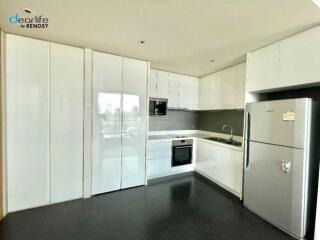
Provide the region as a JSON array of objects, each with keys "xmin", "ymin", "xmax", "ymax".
[{"xmin": 243, "ymin": 98, "xmax": 319, "ymax": 239}]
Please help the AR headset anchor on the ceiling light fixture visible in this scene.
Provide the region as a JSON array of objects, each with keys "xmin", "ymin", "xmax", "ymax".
[{"xmin": 312, "ymin": 0, "xmax": 320, "ymax": 8}]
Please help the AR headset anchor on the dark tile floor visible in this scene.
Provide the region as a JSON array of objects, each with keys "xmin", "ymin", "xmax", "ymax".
[{"xmin": 0, "ymin": 173, "xmax": 296, "ymax": 240}]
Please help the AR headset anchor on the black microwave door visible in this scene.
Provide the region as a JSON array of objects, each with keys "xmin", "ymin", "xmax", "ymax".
[
  {"xmin": 149, "ymin": 101, "xmax": 155, "ymax": 115},
  {"xmin": 156, "ymin": 102, "xmax": 167, "ymax": 115}
]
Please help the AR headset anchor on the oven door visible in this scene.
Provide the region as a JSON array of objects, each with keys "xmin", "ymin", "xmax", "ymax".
[{"xmin": 172, "ymin": 145, "xmax": 192, "ymax": 167}]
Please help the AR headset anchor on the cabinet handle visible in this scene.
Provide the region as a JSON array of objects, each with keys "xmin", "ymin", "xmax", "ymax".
[{"xmin": 244, "ymin": 111, "xmax": 250, "ymax": 168}]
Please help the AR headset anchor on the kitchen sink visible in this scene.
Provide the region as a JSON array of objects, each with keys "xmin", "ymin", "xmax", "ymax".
[{"xmin": 204, "ymin": 137, "xmax": 242, "ymax": 146}]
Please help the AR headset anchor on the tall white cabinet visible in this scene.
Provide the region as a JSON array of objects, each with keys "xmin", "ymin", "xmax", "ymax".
[
  {"xmin": 6, "ymin": 35, "xmax": 50, "ymax": 212},
  {"xmin": 49, "ymin": 43, "xmax": 84, "ymax": 203},
  {"xmin": 91, "ymin": 52, "xmax": 123, "ymax": 195},
  {"xmin": 91, "ymin": 51, "xmax": 148, "ymax": 195},
  {"xmin": 6, "ymin": 34, "xmax": 84, "ymax": 212},
  {"xmin": 121, "ymin": 58, "xmax": 148, "ymax": 189}
]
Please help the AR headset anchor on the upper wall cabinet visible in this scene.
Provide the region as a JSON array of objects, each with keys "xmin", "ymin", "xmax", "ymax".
[
  {"xmin": 246, "ymin": 43, "xmax": 280, "ymax": 92},
  {"xmin": 279, "ymin": 27, "xmax": 320, "ymax": 88},
  {"xmin": 149, "ymin": 69, "xmax": 199, "ymax": 110},
  {"xmin": 149, "ymin": 69, "xmax": 169, "ymax": 99},
  {"xmin": 199, "ymin": 63, "xmax": 246, "ymax": 110},
  {"xmin": 247, "ymin": 26, "xmax": 320, "ymax": 93}
]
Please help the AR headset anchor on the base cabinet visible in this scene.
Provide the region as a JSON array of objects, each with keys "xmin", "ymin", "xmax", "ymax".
[
  {"xmin": 195, "ymin": 139, "xmax": 243, "ymax": 197},
  {"xmin": 147, "ymin": 139, "xmax": 193, "ymax": 179}
]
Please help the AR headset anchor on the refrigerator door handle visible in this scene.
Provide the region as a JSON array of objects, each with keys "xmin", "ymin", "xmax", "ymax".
[{"xmin": 244, "ymin": 111, "xmax": 251, "ymax": 168}]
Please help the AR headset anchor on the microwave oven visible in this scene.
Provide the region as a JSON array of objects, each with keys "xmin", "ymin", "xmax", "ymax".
[{"xmin": 149, "ymin": 98, "xmax": 167, "ymax": 116}]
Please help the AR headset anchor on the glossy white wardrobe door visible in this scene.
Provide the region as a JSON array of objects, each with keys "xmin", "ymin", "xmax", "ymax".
[
  {"xmin": 6, "ymin": 34, "xmax": 50, "ymax": 212},
  {"xmin": 50, "ymin": 43, "xmax": 84, "ymax": 203},
  {"xmin": 121, "ymin": 58, "xmax": 147, "ymax": 189},
  {"xmin": 92, "ymin": 52, "xmax": 122, "ymax": 194}
]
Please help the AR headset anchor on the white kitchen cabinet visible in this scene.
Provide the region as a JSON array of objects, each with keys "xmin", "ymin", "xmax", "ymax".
[
  {"xmin": 121, "ymin": 57, "xmax": 148, "ymax": 189},
  {"xmin": 156, "ymin": 70, "xmax": 169, "ymax": 99},
  {"xmin": 236, "ymin": 63, "xmax": 246, "ymax": 109},
  {"xmin": 189, "ymin": 77, "xmax": 199, "ymax": 110},
  {"xmin": 199, "ymin": 76, "xmax": 211, "ymax": 110},
  {"xmin": 149, "ymin": 69, "xmax": 169, "ymax": 99},
  {"xmin": 220, "ymin": 67, "xmax": 237, "ymax": 109},
  {"xmin": 6, "ymin": 34, "xmax": 50, "ymax": 212},
  {"xmin": 179, "ymin": 75, "xmax": 199, "ymax": 110},
  {"xmin": 168, "ymin": 73, "xmax": 180, "ymax": 109},
  {"xmin": 246, "ymin": 26, "xmax": 320, "ymax": 93},
  {"xmin": 92, "ymin": 51, "xmax": 123, "ymax": 195},
  {"xmin": 49, "ymin": 43, "xmax": 84, "ymax": 203},
  {"xmin": 199, "ymin": 63, "xmax": 246, "ymax": 110},
  {"xmin": 279, "ymin": 27, "xmax": 320, "ymax": 88},
  {"xmin": 178, "ymin": 75, "xmax": 190, "ymax": 109},
  {"xmin": 246, "ymin": 43, "xmax": 280, "ymax": 92},
  {"xmin": 151, "ymin": 69, "xmax": 199, "ymax": 110},
  {"xmin": 149, "ymin": 69, "xmax": 157, "ymax": 98},
  {"xmin": 195, "ymin": 139, "xmax": 243, "ymax": 197},
  {"xmin": 147, "ymin": 139, "xmax": 193, "ymax": 179}
]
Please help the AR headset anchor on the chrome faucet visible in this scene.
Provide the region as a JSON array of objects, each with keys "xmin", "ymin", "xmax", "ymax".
[{"xmin": 222, "ymin": 124, "xmax": 234, "ymax": 141}]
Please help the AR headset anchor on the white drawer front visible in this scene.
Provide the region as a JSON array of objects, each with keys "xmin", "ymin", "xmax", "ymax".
[
  {"xmin": 148, "ymin": 158, "xmax": 171, "ymax": 177},
  {"xmin": 148, "ymin": 150, "xmax": 172, "ymax": 160}
]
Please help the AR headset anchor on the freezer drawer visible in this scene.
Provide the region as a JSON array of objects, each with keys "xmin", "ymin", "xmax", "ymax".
[
  {"xmin": 246, "ymin": 98, "xmax": 311, "ymax": 149},
  {"xmin": 243, "ymin": 141, "xmax": 308, "ymax": 238}
]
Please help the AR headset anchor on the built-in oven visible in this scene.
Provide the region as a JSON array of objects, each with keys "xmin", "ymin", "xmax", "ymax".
[
  {"xmin": 149, "ymin": 98, "xmax": 167, "ymax": 116},
  {"xmin": 171, "ymin": 139, "xmax": 193, "ymax": 167}
]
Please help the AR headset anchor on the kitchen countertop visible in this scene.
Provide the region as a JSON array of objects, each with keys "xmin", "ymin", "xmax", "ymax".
[
  {"xmin": 148, "ymin": 130, "xmax": 243, "ymax": 151},
  {"xmin": 148, "ymin": 133, "xmax": 212, "ymax": 140}
]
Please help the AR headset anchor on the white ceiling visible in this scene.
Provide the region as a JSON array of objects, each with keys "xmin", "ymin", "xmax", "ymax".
[{"xmin": 0, "ymin": 0, "xmax": 320, "ymax": 77}]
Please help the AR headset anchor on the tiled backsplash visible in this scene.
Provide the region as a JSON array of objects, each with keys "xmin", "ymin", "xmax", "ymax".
[
  {"xmin": 197, "ymin": 110, "xmax": 244, "ymax": 136},
  {"xmin": 149, "ymin": 109, "xmax": 244, "ymax": 136},
  {"xmin": 149, "ymin": 110, "xmax": 198, "ymax": 131}
]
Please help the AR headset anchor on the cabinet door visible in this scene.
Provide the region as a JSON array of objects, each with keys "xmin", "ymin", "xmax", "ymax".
[
  {"xmin": 195, "ymin": 140, "xmax": 242, "ymax": 197},
  {"xmin": 199, "ymin": 76, "xmax": 211, "ymax": 110},
  {"xmin": 209, "ymin": 73, "xmax": 222, "ymax": 109},
  {"xmin": 220, "ymin": 67, "xmax": 237, "ymax": 109},
  {"xmin": 149, "ymin": 69, "xmax": 157, "ymax": 98},
  {"xmin": 189, "ymin": 77, "xmax": 199, "ymax": 110},
  {"xmin": 236, "ymin": 63, "xmax": 246, "ymax": 109},
  {"xmin": 156, "ymin": 70, "xmax": 169, "ymax": 99},
  {"xmin": 279, "ymin": 27, "xmax": 320, "ymax": 87},
  {"xmin": 246, "ymin": 43, "xmax": 280, "ymax": 92},
  {"xmin": 178, "ymin": 75, "xmax": 190, "ymax": 109},
  {"xmin": 121, "ymin": 58, "xmax": 147, "ymax": 189},
  {"xmin": 50, "ymin": 43, "xmax": 84, "ymax": 203},
  {"xmin": 92, "ymin": 52, "xmax": 122, "ymax": 194},
  {"xmin": 6, "ymin": 34, "xmax": 50, "ymax": 212},
  {"xmin": 168, "ymin": 73, "xmax": 180, "ymax": 108}
]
